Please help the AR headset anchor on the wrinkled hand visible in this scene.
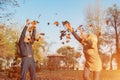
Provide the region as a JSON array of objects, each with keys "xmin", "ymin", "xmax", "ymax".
[{"xmin": 62, "ymin": 21, "xmax": 73, "ymax": 32}]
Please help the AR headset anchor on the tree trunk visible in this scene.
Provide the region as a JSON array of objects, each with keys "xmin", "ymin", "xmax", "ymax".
[
  {"xmin": 110, "ymin": 55, "xmax": 113, "ymax": 70},
  {"xmin": 115, "ymin": 30, "xmax": 120, "ymax": 69}
]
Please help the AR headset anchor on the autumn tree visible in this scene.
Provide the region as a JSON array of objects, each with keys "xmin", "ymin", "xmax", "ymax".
[
  {"xmin": 0, "ymin": 0, "xmax": 19, "ymax": 21},
  {"xmin": 0, "ymin": 0, "xmax": 27, "ymax": 21},
  {"xmin": 0, "ymin": 0, "xmax": 19, "ymax": 9},
  {"xmin": 106, "ymin": 4, "xmax": 120, "ymax": 69},
  {"xmin": 0, "ymin": 24, "xmax": 18, "ymax": 59},
  {"xmin": 84, "ymin": 0, "xmax": 104, "ymax": 36},
  {"xmin": 57, "ymin": 46, "xmax": 81, "ymax": 69},
  {"xmin": 84, "ymin": 0, "xmax": 105, "ymax": 55},
  {"xmin": 84, "ymin": 0, "xmax": 116, "ymax": 70},
  {"xmin": 32, "ymin": 37, "xmax": 47, "ymax": 63}
]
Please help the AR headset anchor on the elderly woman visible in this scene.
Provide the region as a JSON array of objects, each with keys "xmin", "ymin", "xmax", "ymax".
[{"xmin": 63, "ymin": 21, "xmax": 102, "ymax": 80}]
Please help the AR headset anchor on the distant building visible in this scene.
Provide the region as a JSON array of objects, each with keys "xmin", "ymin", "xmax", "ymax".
[{"xmin": 47, "ymin": 53, "xmax": 65, "ymax": 70}]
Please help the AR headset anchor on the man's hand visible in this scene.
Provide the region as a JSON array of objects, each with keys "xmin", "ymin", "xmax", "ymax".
[
  {"xmin": 26, "ymin": 19, "xmax": 31, "ymax": 26},
  {"xmin": 62, "ymin": 21, "xmax": 73, "ymax": 32},
  {"xmin": 31, "ymin": 20, "xmax": 39, "ymax": 28},
  {"xmin": 28, "ymin": 20, "xmax": 39, "ymax": 32}
]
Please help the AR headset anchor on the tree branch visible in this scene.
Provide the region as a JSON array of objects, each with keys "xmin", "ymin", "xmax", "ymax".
[
  {"xmin": 111, "ymin": 21, "xmax": 115, "ymax": 30},
  {"xmin": 117, "ymin": 22, "xmax": 120, "ymax": 26}
]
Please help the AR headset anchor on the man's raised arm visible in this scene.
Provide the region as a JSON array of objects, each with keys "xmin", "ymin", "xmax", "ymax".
[
  {"xmin": 19, "ymin": 19, "xmax": 30, "ymax": 43},
  {"xmin": 20, "ymin": 26, "xmax": 28, "ymax": 41}
]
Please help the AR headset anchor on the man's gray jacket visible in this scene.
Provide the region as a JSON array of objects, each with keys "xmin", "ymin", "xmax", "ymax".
[{"xmin": 19, "ymin": 26, "xmax": 36, "ymax": 57}]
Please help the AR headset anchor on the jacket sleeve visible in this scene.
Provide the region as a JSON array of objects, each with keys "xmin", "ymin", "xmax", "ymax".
[
  {"xmin": 19, "ymin": 26, "xmax": 28, "ymax": 43},
  {"xmin": 71, "ymin": 31, "xmax": 82, "ymax": 43},
  {"xmin": 31, "ymin": 28, "xmax": 36, "ymax": 44},
  {"xmin": 71, "ymin": 31, "xmax": 93, "ymax": 48}
]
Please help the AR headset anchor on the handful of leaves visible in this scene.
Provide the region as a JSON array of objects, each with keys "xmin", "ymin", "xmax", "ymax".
[{"xmin": 28, "ymin": 20, "xmax": 39, "ymax": 32}]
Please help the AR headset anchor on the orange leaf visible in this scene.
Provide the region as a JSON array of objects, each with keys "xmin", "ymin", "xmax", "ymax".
[
  {"xmin": 106, "ymin": 19, "xmax": 109, "ymax": 25},
  {"xmin": 89, "ymin": 24, "xmax": 93, "ymax": 27},
  {"xmin": 54, "ymin": 21, "xmax": 59, "ymax": 26}
]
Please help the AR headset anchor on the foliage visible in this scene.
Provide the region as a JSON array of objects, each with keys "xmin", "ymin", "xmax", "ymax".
[
  {"xmin": 0, "ymin": 23, "xmax": 48, "ymax": 70},
  {"xmin": 106, "ymin": 4, "xmax": 120, "ymax": 51},
  {"xmin": 0, "ymin": 0, "xmax": 19, "ymax": 9},
  {"xmin": 33, "ymin": 37, "xmax": 47, "ymax": 63},
  {"xmin": 84, "ymin": 0, "xmax": 104, "ymax": 36},
  {"xmin": 0, "ymin": 24, "xmax": 18, "ymax": 59},
  {"xmin": 84, "ymin": 1, "xmax": 105, "ymax": 56},
  {"xmin": 106, "ymin": 4, "xmax": 120, "ymax": 69},
  {"xmin": 0, "ymin": 0, "xmax": 26, "ymax": 21},
  {"xmin": 57, "ymin": 46, "xmax": 80, "ymax": 68}
]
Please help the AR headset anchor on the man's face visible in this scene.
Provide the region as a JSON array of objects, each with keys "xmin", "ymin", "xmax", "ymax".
[{"xmin": 24, "ymin": 35, "xmax": 31, "ymax": 43}]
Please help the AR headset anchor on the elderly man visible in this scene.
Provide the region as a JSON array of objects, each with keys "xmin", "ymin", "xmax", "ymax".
[
  {"xmin": 19, "ymin": 19, "xmax": 38, "ymax": 80},
  {"xmin": 63, "ymin": 21, "xmax": 102, "ymax": 80}
]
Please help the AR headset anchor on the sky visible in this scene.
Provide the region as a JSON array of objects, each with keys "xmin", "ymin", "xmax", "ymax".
[{"xmin": 10, "ymin": 0, "xmax": 120, "ymax": 53}]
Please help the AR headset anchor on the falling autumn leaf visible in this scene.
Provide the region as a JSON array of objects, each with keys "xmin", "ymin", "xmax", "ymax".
[
  {"xmin": 89, "ymin": 24, "xmax": 93, "ymax": 27},
  {"xmin": 47, "ymin": 22, "xmax": 50, "ymax": 25},
  {"xmin": 66, "ymin": 34, "xmax": 71, "ymax": 43},
  {"xmin": 106, "ymin": 19, "xmax": 109, "ymax": 25},
  {"xmin": 61, "ymin": 42, "xmax": 64, "ymax": 44},
  {"xmin": 54, "ymin": 21, "xmax": 59, "ymax": 26},
  {"xmin": 79, "ymin": 25, "xmax": 83, "ymax": 28},
  {"xmin": 66, "ymin": 39, "xmax": 70, "ymax": 43},
  {"xmin": 60, "ymin": 30, "xmax": 66, "ymax": 40},
  {"xmin": 66, "ymin": 34, "xmax": 71, "ymax": 39},
  {"xmin": 38, "ymin": 14, "xmax": 41, "ymax": 18},
  {"xmin": 40, "ymin": 33, "xmax": 45, "ymax": 36}
]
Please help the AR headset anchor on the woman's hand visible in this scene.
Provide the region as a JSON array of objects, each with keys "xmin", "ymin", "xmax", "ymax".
[{"xmin": 62, "ymin": 21, "xmax": 73, "ymax": 32}]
